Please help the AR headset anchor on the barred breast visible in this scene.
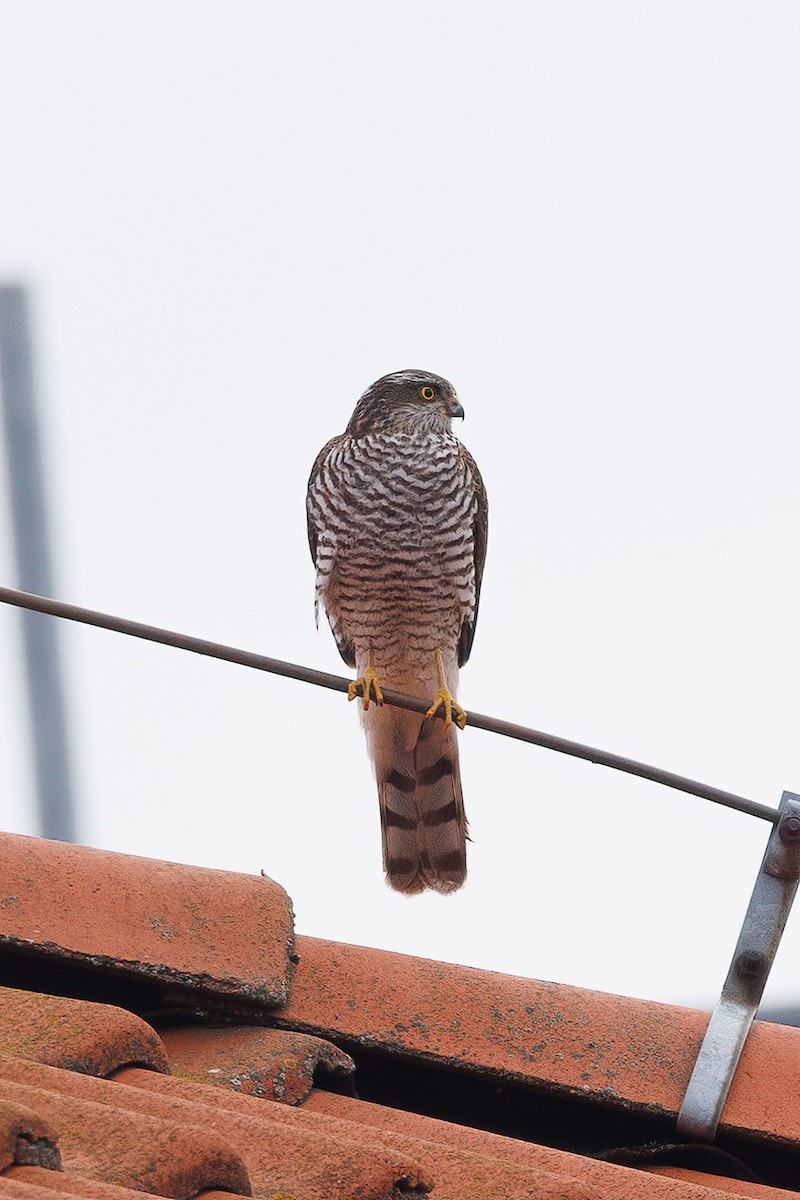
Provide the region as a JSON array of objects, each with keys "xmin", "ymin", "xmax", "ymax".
[{"xmin": 308, "ymin": 428, "xmax": 479, "ymax": 683}]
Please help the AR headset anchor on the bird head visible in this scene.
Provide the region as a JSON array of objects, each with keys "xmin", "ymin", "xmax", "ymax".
[{"xmin": 347, "ymin": 370, "xmax": 464, "ymax": 437}]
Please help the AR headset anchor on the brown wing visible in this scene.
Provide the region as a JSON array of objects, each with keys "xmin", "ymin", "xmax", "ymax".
[
  {"xmin": 306, "ymin": 435, "xmax": 341, "ymax": 565},
  {"xmin": 306, "ymin": 432, "xmax": 357, "ymax": 667},
  {"xmin": 457, "ymin": 444, "xmax": 488, "ymax": 667}
]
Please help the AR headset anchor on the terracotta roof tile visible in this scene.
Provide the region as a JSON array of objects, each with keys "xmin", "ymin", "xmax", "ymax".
[
  {"xmin": 0, "ymin": 832, "xmax": 798, "ymax": 1197},
  {"xmin": 0, "ymin": 988, "xmax": 168, "ymax": 1077},
  {"xmin": 0, "ymin": 1099, "xmax": 60, "ymax": 1171},
  {"xmin": 0, "ymin": 1055, "xmax": 429, "ymax": 1200},
  {"xmin": 4, "ymin": 1165, "xmax": 186, "ymax": 1200},
  {"xmin": 280, "ymin": 936, "xmax": 800, "ymax": 1145},
  {"xmin": 0, "ymin": 833, "xmax": 294, "ymax": 1007},
  {"xmin": 0, "ymin": 1179, "xmax": 88, "ymax": 1200},
  {"xmin": 646, "ymin": 1168, "xmax": 799, "ymax": 1199},
  {"xmin": 157, "ymin": 1024, "xmax": 354, "ymax": 1103},
  {"xmin": 0, "ymin": 1061, "xmax": 252, "ymax": 1198},
  {"xmin": 113, "ymin": 1066, "xmax": 431, "ymax": 1199},
  {"xmin": 0, "ymin": 1185, "xmax": 243, "ymax": 1200},
  {"xmin": 304, "ymin": 1089, "xmax": 784, "ymax": 1200}
]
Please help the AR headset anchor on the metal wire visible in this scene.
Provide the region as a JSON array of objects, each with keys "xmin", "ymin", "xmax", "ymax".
[{"xmin": 0, "ymin": 584, "xmax": 779, "ymax": 825}]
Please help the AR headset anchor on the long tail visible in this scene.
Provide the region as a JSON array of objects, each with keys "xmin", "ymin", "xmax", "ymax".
[{"xmin": 362, "ymin": 701, "xmax": 468, "ymax": 895}]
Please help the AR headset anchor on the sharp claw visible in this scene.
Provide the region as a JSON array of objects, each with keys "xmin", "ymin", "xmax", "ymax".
[
  {"xmin": 425, "ymin": 649, "xmax": 466, "ymax": 730},
  {"xmin": 425, "ymin": 691, "xmax": 467, "ymax": 730},
  {"xmin": 348, "ymin": 660, "xmax": 384, "ymax": 710}
]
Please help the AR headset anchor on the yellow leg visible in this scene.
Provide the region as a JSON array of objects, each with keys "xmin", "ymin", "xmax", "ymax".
[
  {"xmin": 348, "ymin": 648, "xmax": 384, "ymax": 710},
  {"xmin": 425, "ymin": 650, "xmax": 467, "ymax": 730}
]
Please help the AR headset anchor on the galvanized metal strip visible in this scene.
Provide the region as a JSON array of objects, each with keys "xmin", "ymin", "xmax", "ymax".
[{"xmin": 676, "ymin": 790, "xmax": 800, "ymax": 1141}]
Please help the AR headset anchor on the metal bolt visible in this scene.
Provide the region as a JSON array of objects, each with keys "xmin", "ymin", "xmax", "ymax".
[
  {"xmin": 735, "ymin": 950, "xmax": 765, "ymax": 980},
  {"xmin": 778, "ymin": 814, "xmax": 800, "ymax": 844}
]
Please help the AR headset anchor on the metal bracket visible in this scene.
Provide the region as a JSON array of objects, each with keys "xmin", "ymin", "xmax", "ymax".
[{"xmin": 676, "ymin": 791, "xmax": 800, "ymax": 1142}]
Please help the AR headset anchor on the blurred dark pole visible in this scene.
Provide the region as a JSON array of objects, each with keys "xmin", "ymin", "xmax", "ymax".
[{"xmin": 0, "ymin": 284, "xmax": 77, "ymax": 841}]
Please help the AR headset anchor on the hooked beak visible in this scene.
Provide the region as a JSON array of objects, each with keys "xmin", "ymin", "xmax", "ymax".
[{"xmin": 450, "ymin": 400, "xmax": 465, "ymax": 420}]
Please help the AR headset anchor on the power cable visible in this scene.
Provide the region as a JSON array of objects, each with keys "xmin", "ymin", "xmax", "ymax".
[{"xmin": 0, "ymin": 584, "xmax": 779, "ymax": 824}]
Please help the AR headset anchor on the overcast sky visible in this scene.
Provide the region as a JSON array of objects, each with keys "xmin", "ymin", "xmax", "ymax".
[{"xmin": 1, "ymin": 1, "xmax": 799, "ymax": 1010}]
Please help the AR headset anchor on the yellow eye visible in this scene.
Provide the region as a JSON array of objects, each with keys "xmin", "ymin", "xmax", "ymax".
[{"xmin": 420, "ymin": 385, "xmax": 436, "ymax": 400}]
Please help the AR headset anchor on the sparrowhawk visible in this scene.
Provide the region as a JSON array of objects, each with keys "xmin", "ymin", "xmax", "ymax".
[{"xmin": 306, "ymin": 370, "xmax": 488, "ymax": 894}]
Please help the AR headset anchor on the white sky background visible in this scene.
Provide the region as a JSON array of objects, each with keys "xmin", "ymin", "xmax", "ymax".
[{"xmin": 1, "ymin": 2, "xmax": 799, "ymax": 1010}]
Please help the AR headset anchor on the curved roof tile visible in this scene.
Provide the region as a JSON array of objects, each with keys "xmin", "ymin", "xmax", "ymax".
[
  {"xmin": 0, "ymin": 988, "xmax": 168, "ymax": 1076},
  {"xmin": 0, "ymin": 832, "xmax": 798, "ymax": 1197},
  {"xmin": 158, "ymin": 1024, "xmax": 354, "ymax": 1104},
  {"xmin": 280, "ymin": 936, "xmax": 800, "ymax": 1144},
  {"xmin": 0, "ymin": 833, "xmax": 294, "ymax": 1006}
]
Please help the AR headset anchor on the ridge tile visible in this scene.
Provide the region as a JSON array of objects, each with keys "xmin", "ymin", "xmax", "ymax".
[
  {"xmin": 0, "ymin": 834, "xmax": 294, "ymax": 1007},
  {"xmin": 280, "ymin": 936, "xmax": 800, "ymax": 1146}
]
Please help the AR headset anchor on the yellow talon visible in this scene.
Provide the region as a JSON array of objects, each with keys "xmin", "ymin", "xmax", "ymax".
[
  {"xmin": 348, "ymin": 652, "xmax": 384, "ymax": 710},
  {"xmin": 425, "ymin": 650, "xmax": 467, "ymax": 730}
]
